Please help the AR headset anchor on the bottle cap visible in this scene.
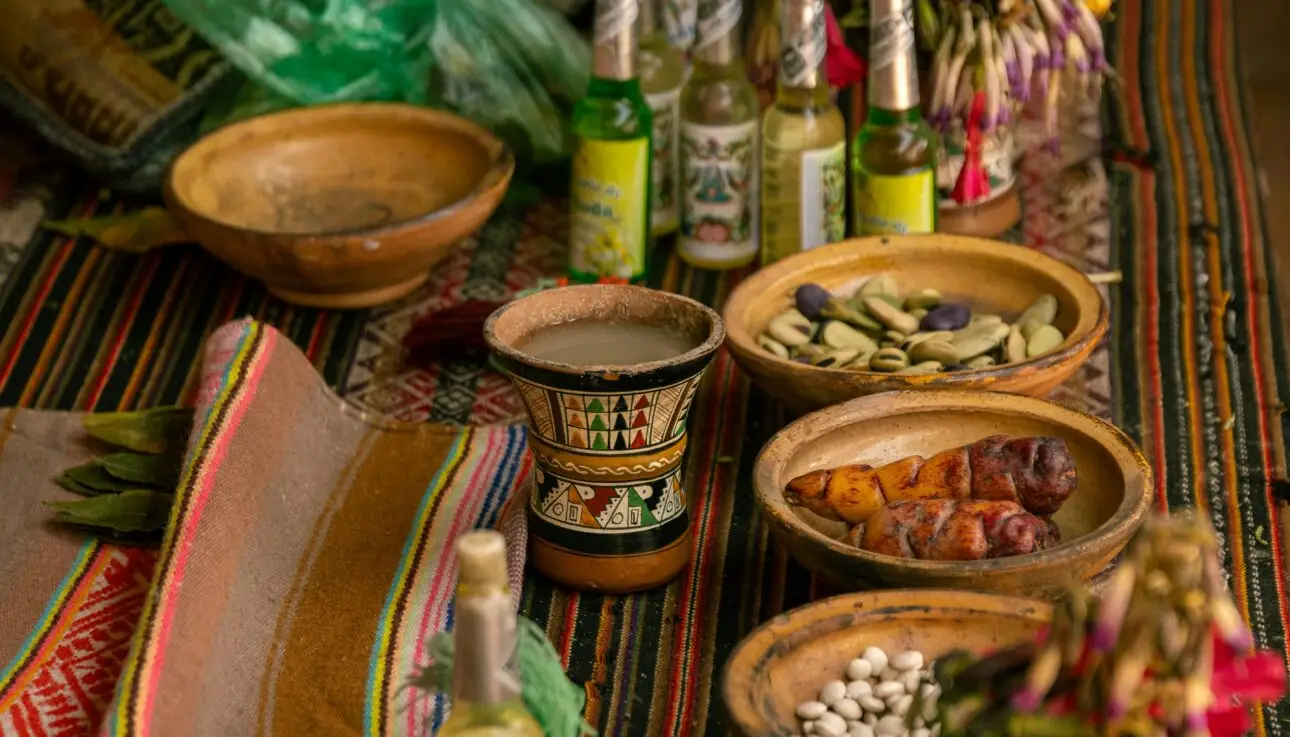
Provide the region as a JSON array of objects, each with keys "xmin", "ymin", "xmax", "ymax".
[{"xmin": 457, "ymin": 530, "xmax": 508, "ymax": 589}]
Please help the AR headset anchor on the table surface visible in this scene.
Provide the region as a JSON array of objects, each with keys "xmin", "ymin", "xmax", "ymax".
[{"xmin": 0, "ymin": 2, "xmax": 1287, "ymax": 734}]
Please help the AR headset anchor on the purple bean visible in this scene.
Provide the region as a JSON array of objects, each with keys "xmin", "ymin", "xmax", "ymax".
[{"xmin": 920, "ymin": 303, "xmax": 971, "ymax": 331}]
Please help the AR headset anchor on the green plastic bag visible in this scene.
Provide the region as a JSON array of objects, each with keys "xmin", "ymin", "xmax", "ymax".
[{"xmin": 168, "ymin": 0, "xmax": 590, "ymax": 164}]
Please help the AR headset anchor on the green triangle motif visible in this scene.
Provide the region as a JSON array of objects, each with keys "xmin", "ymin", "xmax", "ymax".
[
  {"xmin": 586, "ymin": 398, "xmax": 605, "ymax": 412},
  {"xmin": 590, "ymin": 415, "xmax": 607, "ymax": 430},
  {"xmin": 626, "ymin": 487, "xmax": 658, "ymax": 527},
  {"xmin": 592, "ymin": 433, "xmax": 607, "ymax": 450}
]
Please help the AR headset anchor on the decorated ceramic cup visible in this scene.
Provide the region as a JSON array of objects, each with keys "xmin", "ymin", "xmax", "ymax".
[{"xmin": 484, "ymin": 284, "xmax": 724, "ymax": 593}]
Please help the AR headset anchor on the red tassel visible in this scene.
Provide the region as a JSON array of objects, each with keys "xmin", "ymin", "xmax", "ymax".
[
  {"xmin": 825, "ymin": 4, "xmax": 866, "ymax": 90},
  {"xmin": 951, "ymin": 91, "xmax": 991, "ymax": 206}
]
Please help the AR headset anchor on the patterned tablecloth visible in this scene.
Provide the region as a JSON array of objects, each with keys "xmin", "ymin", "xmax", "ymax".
[{"xmin": 0, "ymin": 1, "xmax": 1286, "ymax": 735}]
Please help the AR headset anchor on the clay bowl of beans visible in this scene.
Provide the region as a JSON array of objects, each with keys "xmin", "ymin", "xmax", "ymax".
[
  {"xmin": 753, "ymin": 390, "xmax": 1153, "ymax": 602},
  {"xmin": 722, "ymin": 590, "xmax": 1052, "ymax": 737},
  {"xmin": 722, "ymin": 235, "xmax": 1108, "ymax": 414}
]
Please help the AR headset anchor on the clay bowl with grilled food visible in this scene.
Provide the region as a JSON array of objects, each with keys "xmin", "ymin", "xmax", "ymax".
[
  {"xmin": 753, "ymin": 390, "xmax": 1152, "ymax": 600},
  {"xmin": 722, "ymin": 235, "xmax": 1108, "ymax": 414},
  {"xmin": 722, "ymin": 590, "xmax": 1052, "ymax": 737}
]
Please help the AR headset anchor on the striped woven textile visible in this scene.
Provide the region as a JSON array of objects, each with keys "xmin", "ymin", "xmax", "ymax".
[
  {"xmin": 0, "ymin": 0, "xmax": 1284, "ymax": 735},
  {"xmin": 0, "ymin": 320, "xmax": 530, "ymax": 736}
]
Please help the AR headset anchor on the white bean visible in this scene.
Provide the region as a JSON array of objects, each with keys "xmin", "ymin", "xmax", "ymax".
[
  {"xmin": 900, "ymin": 670, "xmax": 922, "ymax": 693},
  {"xmin": 890, "ymin": 694, "xmax": 914, "ymax": 717},
  {"xmin": 833, "ymin": 698, "xmax": 863, "ymax": 720},
  {"xmin": 891, "ymin": 650, "xmax": 924, "ymax": 671},
  {"xmin": 858, "ymin": 695, "xmax": 886, "ymax": 713},
  {"xmin": 847, "ymin": 658, "xmax": 874, "ymax": 681},
  {"xmin": 817, "ymin": 712, "xmax": 848, "ymax": 734},
  {"xmin": 874, "ymin": 714, "xmax": 906, "ymax": 737},
  {"xmin": 864, "ymin": 713, "xmax": 879, "ymax": 725},
  {"xmin": 797, "ymin": 700, "xmax": 828, "ymax": 720},
  {"xmin": 849, "ymin": 723, "xmax": 876, "ymax": 737},
  {"xmin": 931, "ymin": 726, "xmax": 941, "ymax": 737},
  {"xmin": 803, "ymin": 720, "xmax": 815, "ymax": 734},
  {"xmin": 820, "ymin": 680, "xmax": 848, "ymax": 705},
  {"xmin": 846, "ymin": 680, "xmax": 872, "ymax": 699},
  {"xmin": 814, "ymin": 721, "xmax": 845, "ymax": 737},
  {"xmin": 862, "ymin": 646, "xmax": 889, "ymax": 673},
  {"xmin": 912, "ymin": 729, "xmax": 931, "ymax": 737},
  {"xmin": 873, "ymin": 681, "xmax": 905, "ymax": 699}
]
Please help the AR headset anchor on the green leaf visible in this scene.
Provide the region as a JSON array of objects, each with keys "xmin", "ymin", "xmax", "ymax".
[
  {"xmin": 83, "ymin": 407, "xmax": 194, "ymax": 454},
  {"xmin": 42, "ymin": 207, "xmax": 187, "ymax": 253},
  {"xmin": 97, "ymin": 452, "xmax": 181, "ymax": 488},
  {"xmin": 46, "ymin": 489, "xmax": 174, "ymax": 533},
  {"xmin": 55, "ymin": 462, "xmax": 135, "ymax": 495}
]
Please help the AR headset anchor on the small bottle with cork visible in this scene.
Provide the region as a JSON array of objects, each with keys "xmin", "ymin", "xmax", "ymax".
[
  {"xmin": 569, "ymin": 0, "xmax": 654, "ymax": 284},
  {"xmin": 759, "ymin": 0, "xmax": 847, "ymax": 266},
  {"xmin": 850, "ymin": 0, "xmax": 938, "ymax": 236},
  {"xmin": 677, "ymin": 0, "xmax": 761, "ymax": 270},
  {"xmin": 437, "ymin": 530, "xmax": 542, "ymax": 737}
]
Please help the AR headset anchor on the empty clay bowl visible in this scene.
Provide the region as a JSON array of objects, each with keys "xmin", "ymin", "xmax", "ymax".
[
  {"xmin": 166, "ymin": 103, "xmax": 514, "ymax": 309},
  {"xmin": 722, "ymin": 590, "xmax": 1053, "ymax": 737},
  {"xmin": 723, "ymin": 235, "xmax": 1108, "ymax": 413},
  {"xmin": 753, "ymin": 390, "xmax": 1152, "ymax": 600}
]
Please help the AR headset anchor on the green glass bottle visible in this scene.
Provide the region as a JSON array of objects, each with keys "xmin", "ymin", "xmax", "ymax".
[
  {"xmin": 851, "ymin": 0, "xmax": 938, "ymax": 236},
  {"xmin": 677, "ymin": 0, "xmax": 761, "ymax": 270},
  {"xmin": 569, "ymin": 0, "xmax": 654, "ymax": 283}
]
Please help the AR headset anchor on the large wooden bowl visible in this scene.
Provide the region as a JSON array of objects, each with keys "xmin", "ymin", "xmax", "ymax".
[
  {"xmin": 723, "ymin": 235, "xmax": 1108, "ymax": 413},
  {"xmin": 754, "ymin": 390, "xmax": 1153, "ymax": 600},
  {"xmin": 166, "ymin": 103, "xmax": 513, "ymax": 309},
  {"xmin": 723, "ymin": 590, "xmax": 1053, "ymax": 737}
]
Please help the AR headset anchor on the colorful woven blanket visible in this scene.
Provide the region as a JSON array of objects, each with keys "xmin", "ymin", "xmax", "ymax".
[{"xmin": 0, "ymin": 320, "xmax": 529, "ymax": 735}]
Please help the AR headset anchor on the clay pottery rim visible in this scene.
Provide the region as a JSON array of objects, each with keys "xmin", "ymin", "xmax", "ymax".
[
  {"xmin": 721, "ymin": 589, "xmax": 1054, "ymax": 737},
  {"xmin": 483, "ymin": 284, "xmax": 726, "ymax": 377},
  {"xmin": 723, "ymin": 235, "xmax": 1109, "ymax": 387},
  {"xmin": 754, "ymin": 390, "xmax": 1153, "ymax": 578},
  {"xmin": 164, "ymin": 102, "xmax": 515, "ymax": 238}
]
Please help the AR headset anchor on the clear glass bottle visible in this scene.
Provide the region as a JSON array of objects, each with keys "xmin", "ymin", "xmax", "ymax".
[
  {"xmin": 639, "ymin": 0, "xmax": 686, "ymax": 238},
  {"xmin": 759, "ymin": 0, "xmax": 847, "ymax": 265},
  {"xmin": 438, "ymin": 531, "xmax": 542, "ymax": 737},
  {"xmin": 850, "ymin": 0, "xmax": 938, "ymax": 236},
  {"xmin": 569, "ymin": 0, "xmax": 654, "ymax": 283},
  {"xmin": 677, "ymin": 0, "xmax": 761, "ymax": 270}
]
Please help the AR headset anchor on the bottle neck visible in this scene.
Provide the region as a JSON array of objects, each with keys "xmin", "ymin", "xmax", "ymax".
[
  {"xmin": 593, "ymin": 0, "xmax": 639, "ymax": 80},
  {"xmin": 692, "ymin": 0, "xmax": 741, "ymax": 66},
  {"xmin": 776, "ymin": 0, "xmax": 830, "ymax": 107},
  {"xmin": 866, "ymin": 0, "xmax": 920, "ymax": 112},
  {"xmin": 451, "ymin": 587, "xmax": 521, "ymax": 706}
]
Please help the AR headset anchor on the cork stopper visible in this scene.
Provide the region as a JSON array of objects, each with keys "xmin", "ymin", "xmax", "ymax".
[{"xmin": 457, "ymin": 530, "xmax": 508, "ymax": 589}]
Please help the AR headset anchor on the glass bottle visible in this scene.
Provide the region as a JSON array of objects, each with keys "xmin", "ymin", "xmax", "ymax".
[
  {"xmin": 759, "ymin": 0, "xmax": 847, "ymax": 266},
  {"xmin": 851, "ymin": 0, "xmax": 938, "ymax": 236},
  {"xmin": 677, "ymin": 0, "xmax": 761, "ymax": 270},
  {"xmin": 438, "ymin": 532, "xmax": 541, "ymax": 737},
  {"xmin": 569, "ymin": 0, "xmax": 654, "ymax": 283},
  {"xmin": 639, "ymin": 0, "xmax": 686, "ymax": 238}
]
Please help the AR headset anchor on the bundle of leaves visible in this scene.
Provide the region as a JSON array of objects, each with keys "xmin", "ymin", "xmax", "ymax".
[
  {"xmin": 408, "ymin": 616, "xmax": 595, "ymax": 737},
  {"xmin": 47, "ymin": 407, "xmax": 193, "ymax": 542},
  {"xmin": 930, "ymin": 513, "xmax": 1285, "ymax": 737}
]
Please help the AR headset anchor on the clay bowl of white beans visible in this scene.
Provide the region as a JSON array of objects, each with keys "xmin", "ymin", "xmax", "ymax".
[{"xmin": 722, "ymin": 590, "xmax": 1052, "ymax": 737}]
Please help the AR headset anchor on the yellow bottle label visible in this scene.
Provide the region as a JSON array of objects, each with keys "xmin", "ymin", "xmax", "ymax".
[
  {"xmin": 854, "ymin": 170, "xmax": 937, "ymax": 236},
  {"xmin": 570, "ymin": 137, "xmax": 650, "ymax": 279}
]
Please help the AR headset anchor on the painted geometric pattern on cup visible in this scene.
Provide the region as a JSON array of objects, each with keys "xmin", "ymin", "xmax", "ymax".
[
  {"xmin": 511, "ymin": 376, "xmax": 700, "ymax": 451},
  {"xmin": 533, "ymin": 466, "xmax": 685, "ymax": 533}
]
